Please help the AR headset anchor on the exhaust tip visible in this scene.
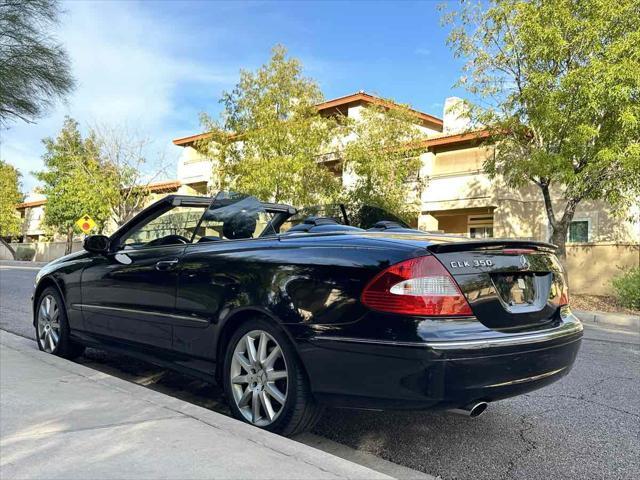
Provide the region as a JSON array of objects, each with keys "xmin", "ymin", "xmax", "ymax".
[
  {"xmin": 468, "ymin": 401, "xmax": 488, "ymax": 418},
  {"xmin": 449, "ymin": 401, "xmax": 489, "ymax": 418}
]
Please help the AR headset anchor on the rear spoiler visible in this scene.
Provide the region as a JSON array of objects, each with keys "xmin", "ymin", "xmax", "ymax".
[{"xmin": 426, "ymin": 239, "xmax": 557, "ymax": 254}]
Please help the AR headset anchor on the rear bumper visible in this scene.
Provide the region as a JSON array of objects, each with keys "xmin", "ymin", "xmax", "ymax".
[{"xmin": 298, "ymin": 312, "xmax": 583, "ymax": 410}]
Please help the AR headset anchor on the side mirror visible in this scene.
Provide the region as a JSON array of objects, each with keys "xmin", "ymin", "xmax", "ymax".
[{"xmin": 83, "ymin": 235, "xmax": 110, "ymax": 254}]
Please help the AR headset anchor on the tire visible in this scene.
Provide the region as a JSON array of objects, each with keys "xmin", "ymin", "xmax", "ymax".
[
  {"xmin": 223, "ymin": 317, "xmax": 322, "ymax": 436},
  {"xmin": 35, "ymin": 287, "xmax": 85, "ymax": 360}
]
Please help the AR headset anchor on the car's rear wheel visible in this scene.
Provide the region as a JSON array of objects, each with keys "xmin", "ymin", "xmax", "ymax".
[
  {"xmin": 223, "ymin": 318, "xmax": 322, "ymax": 435},
  {"xmin": 35, "ymin": 287, "xmax": 85, "ymax": 359}
]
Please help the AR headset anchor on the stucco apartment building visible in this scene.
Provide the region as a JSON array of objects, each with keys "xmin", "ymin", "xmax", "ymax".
[{"xmin": 171, "ymin": 92, "xmax": 639, "ymax": 295}]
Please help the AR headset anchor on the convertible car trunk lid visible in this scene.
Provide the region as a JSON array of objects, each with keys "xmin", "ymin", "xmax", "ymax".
[{"xmin": 427, "ymin": 240, "xmax": 568, "ymax": 332}]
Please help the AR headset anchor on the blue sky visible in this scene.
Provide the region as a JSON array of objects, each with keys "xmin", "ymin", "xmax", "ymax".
[{"xmin": 1, "ymin": 0, "xmax": 466, "ymax": 193}]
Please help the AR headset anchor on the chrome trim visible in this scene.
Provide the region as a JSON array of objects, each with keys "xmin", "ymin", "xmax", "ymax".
[
  {"xmin": 487, "ymin": 367, "xmax": 566, "ymax": 387},
  {"xmin": 312, "ymin": 319, "xmax": 583, "ymax": 351},
  {"xmin": 73, "ymin": 304, "xmax": 209, "ymax": 324},
  {"xmin": 449, "ymin": 401, "xmax": 488, "ymax": 417}
]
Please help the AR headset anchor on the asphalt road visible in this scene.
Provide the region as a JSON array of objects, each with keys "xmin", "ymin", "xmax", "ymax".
[{"xmin": 2, "ymin": 263, "xmax": 639, "ymax": 480}]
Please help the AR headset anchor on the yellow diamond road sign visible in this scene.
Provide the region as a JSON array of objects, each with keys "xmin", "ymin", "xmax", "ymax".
[{"xmin": 76, "ymin": 214, "xmax": 96, "ymax": 234}]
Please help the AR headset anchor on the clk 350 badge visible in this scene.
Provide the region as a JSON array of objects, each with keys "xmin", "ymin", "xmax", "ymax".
[{"xmin": 450, "ymin": 259, "xmax": 493, "ymax": 268}]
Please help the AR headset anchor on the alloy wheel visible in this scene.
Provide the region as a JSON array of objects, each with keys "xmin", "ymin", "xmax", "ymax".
[
  {"xmin": 230, "ymin": 330, "xmax": 289, "ymax": 427},
  {"xmin": 37, "ymin": 294, "xmax": 60, "ymax": 353}
]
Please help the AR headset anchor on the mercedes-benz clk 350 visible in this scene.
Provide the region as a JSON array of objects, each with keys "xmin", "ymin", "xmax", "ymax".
[{"xmin": 32, "ymin": 192, "xmax": 582, "ymax": 435}]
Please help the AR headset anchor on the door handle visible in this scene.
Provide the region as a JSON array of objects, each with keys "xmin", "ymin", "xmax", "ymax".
[{"xmin": 155, "ymin": 259, "xmax": 179, "ymax": 271}]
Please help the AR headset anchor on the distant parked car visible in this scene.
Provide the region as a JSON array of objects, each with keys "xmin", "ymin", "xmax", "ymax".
[{"xmin": 33, "ymin": 193, "xmax": 582, "ymax": 435}]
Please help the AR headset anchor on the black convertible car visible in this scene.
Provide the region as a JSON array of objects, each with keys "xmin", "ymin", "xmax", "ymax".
[{"xmin": 33, "ymin": 192, "xmax": 583, "ymax": 435}]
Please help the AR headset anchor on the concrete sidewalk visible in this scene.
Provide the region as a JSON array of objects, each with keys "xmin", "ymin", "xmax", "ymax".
[{"xmin": 0, "ymin": 331, "xmax": 391, "ymax": 480}]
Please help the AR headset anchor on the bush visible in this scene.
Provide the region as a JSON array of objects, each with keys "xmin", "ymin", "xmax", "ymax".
[
  {"xmin": 15, "ymin": 246, "xmax": 35, "ymax": 261},
  {"xmin": 611, "ymin": 267, "xmax": 640, "ymax": 310}
]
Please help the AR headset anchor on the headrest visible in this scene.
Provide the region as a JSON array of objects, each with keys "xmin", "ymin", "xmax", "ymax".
[{"xmin": 223, "ymin": 212, "xmax": 257, "ymax": 239}]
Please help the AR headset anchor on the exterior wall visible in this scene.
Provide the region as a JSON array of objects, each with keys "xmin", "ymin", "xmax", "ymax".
[
  {"xmin": 432, "ymin": 148, "xmax": 485, "ymax": 176},
  {"xmin": 346, "ymin": 104, "xmax": 441, "ymax": 137},
  {"xmin": 21, "ymin": 205, "xmax": 45, "ymax": 237},
  {"xmin": 177, "ymin": 146, "xmax": 215, "ymax": 190},
  {"xmin": 566, "ymin": 243, "xmax": 639, "ymax": 296},
  {"xmin": 18, "ymin": 193, "xmax": 48, "ymax": 240},
  {"xmin": 562, "ymin": 200, "xmax": 640, "ymax": 244},
  {"xmin": 419, "ymin": 144, "xmax": 639, "ymax": 245},
  {"xmin": 0, "ymin": 242, "xmax": 14, "ymax": 260},
  {"xmin": 436, "ymin": 215, "xmax": 468, "ymax": 235},
  {"xmin": 6, "ymin": 241, "xmax": 84, "ymax": 262}
]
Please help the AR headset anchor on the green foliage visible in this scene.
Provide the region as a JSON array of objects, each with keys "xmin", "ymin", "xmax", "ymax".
[
  {"xmin": 611, "ymin": 267, "xmax": 640, "ymax": 310},
  {"xmin": 201, "ymin": 45, "xmax": 427, "ymax": 218},
  {"xmin": 341, "ymin": 102, "xmax": 426, "ymax": 223},
  {"xmin": 15, "ymin": 245, "xmax": 35, "ymax": 261},
  {"xmin": 34, "ymin": 117, "xmax": 113, "ymax": 237},
  {"xmin": 201, "ymin": 45, "xmax": 341, "ymax": 206},
  {"xmin": 0, "ymin": 0, "xmax": 75, "ymax": 125},
  {"xmin": 443, "ymin": 0, "xmax": 640, "ymax": 257},
  {"xmin": 0, "ymin": 160, "xmax": 23, "ymax": 237}
]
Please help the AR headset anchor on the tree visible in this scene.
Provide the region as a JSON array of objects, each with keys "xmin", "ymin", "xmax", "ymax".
[
  {"xmin": 443, "ymin": 0, "xmax": 640, "ymax": 259},
  {"xmin": 0, "ymin": 0, "xmax": 75, "ymax": 125},
  {"xmin": 200, "ymin": 45, "xmax": 341, "ymax": 206},
  {"xmin": 34, "ymin": 117, "xmax": 112, "ymax": 254},
  {"xmin": 341, "ymin": 101, "xmax": 426, "ymax": 224},
  {"xmin": 0, "ymin": 160, "xmax": 22, "ymax": 257},
  {"xmin": 92, "ymin": 124, "xmax": 170, "ymax": 227}
]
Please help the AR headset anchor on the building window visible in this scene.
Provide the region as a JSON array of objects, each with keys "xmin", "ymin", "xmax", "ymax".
[
  {"xmin": 468, "ymin": 214, "xmax": 494, "ymax": 238},
  {"xmin": 469, "ymin": 226, "xmax": 493, "ymax": 238},
  {"xmin": 568, "ymin": 220, "xmax": 589, "ymax": 243}
]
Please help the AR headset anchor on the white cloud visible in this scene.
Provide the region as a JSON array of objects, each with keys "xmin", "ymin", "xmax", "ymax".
[{"xmin": 0, "ymin": 0, "xmax": 237, "ymax": 192}]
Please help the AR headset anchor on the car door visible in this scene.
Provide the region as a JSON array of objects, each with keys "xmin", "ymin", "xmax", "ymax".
[
  {"xmin": 172, "ymin": 193, "xmax": 280, "ymax": 358},
  {"xmin": 80, "ymin": 201, "xmax": 206, "ymax": 350}
]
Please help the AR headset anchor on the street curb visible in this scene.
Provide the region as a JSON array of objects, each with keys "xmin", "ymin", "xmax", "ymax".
[
  {"xmin": 0, "ymin": 259, "xmax": 48, "ymax": 268},
  {"xmin": 574, "ymin": 309, "xmax": 640, "ymax": 331},
  {"xmin": 0, "ymin": 331, "xmax": 393, "ymax": 480}
]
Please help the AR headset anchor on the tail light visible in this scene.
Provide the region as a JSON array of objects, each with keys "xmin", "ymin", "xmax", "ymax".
[{"xmin": 361, "ymin": 255, "xmax": 473, "ymax": 316}]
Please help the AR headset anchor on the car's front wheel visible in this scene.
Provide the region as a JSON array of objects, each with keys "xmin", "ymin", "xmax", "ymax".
[
  {"xmin": 223, "ymin": 318, "xmax": 322, "ymax": 435},
  {"xmin": 35, "ymin": 287, "xmax": 85, "ymax": 359}
]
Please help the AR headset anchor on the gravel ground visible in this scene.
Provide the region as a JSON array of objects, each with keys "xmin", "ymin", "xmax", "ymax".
[
  {"xmin": 2, "ymin": 263, "xmax": 639, "ymax": 480},
  {"xmin": 571, "ymin": 294, "xmax": 639, "ymax": 316}
]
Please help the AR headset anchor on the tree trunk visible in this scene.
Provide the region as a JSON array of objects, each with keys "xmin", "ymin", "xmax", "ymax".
[
  {"xmin": 550, "ymin": 221, "xmax": 570, "ymax": 261},
  {"xmin": 538, "ymin": 182, "xmax": 579, "ymax": 264},
  {"xmin": 0, "ymin": 238, "xmax": 16, "ymax": 260},
  {"xmin": 65, "ymin": 227, "xmax": 73, "ymax": 255}
]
